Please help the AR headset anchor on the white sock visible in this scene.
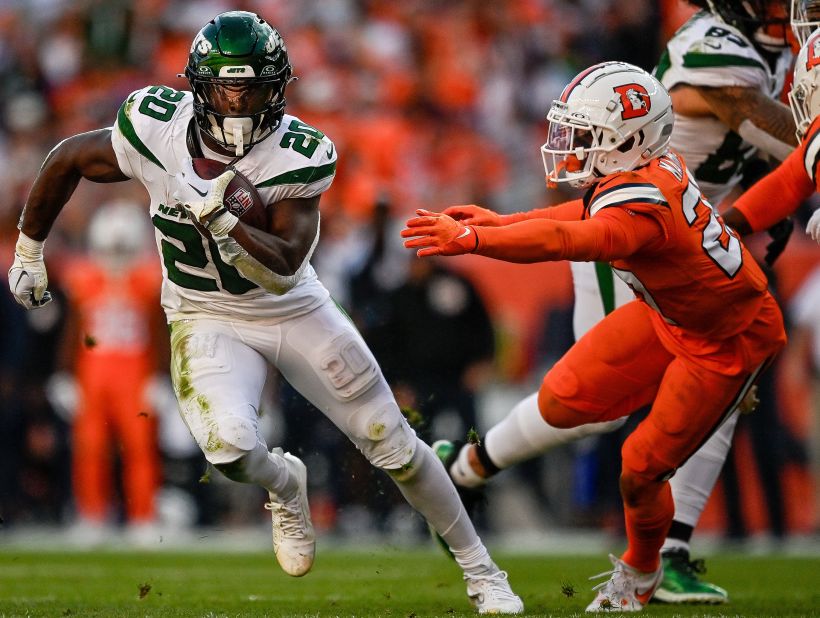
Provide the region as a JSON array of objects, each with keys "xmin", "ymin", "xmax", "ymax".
[
  {"xmin": 390, "ymin": 439, "xmax": 488, "ymax": 555},
  {"xmin": 450, "ymin": 443, "xmax": 487, "ymax": 488},
  {"xmin": 661, "ymin": 538, "xmax": 690, "ymax": 554},
  {"xmin": 451, "ymin": 538, "xmax": 497, "ymax": 578},
  {"xmin": 670, "ymin": 411, "xmax": 739, "ymax": 527},
  {"xmin": 484, "ymin": 392, "xmax": 627, "ymax": 469},
  {"xmin": 230, "ymin": 444, "xmax": 295, "ymax": 500}
]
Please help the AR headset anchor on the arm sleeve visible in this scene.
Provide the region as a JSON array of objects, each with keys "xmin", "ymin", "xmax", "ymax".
[
  {"xmin": 500, "ymin": 199, "xmax": 584, "ymax": 224},
  {"xmin": 733, "ymin": 148, "xmax": 815, "ymax": 233},
  {"xmin": 473, "ymin": 207, "xmax": 661, "ymax": 263}
]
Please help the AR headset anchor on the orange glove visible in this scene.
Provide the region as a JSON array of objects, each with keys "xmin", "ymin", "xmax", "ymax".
[
  {"xmin": 401, "ymin": 209, "xmax": 479, "ymax": 257},
  {"xmin": 442, "ymin": 204, "xmax": 504, "ymax": 226}
]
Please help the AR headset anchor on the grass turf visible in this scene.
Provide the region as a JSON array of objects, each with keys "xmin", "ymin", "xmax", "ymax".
[{"xmin": 0, "ymin": 548, "xmax": 818, "ymax": 617}]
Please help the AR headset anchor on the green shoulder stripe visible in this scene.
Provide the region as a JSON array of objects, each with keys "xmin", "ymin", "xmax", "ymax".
[
  {"xmin": 255, "ymin": 161, "xmax": 337, "ymax": 188},
  {"xmin": 116, "ymin": 95, "xmax": 166, "ymax": 171},
  {"xmin": 681, "ymin": 52, "xmax": 766, "ymax": 72},
  {"xmin": 654, "ymin": 49, "xmax": 671, "ymax": 82}
]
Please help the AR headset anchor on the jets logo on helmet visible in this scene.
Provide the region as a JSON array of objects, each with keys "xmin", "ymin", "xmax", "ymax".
[{"xmin": 614, "ymin": 83, "xmax": 652, "ymax": 120}]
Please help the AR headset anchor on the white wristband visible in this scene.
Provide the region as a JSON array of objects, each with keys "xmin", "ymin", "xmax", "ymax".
[
  {"xmin": 206, "ymin": 210, "xmax": 239, "ymax": 238},
  {"xmin": 15, "ymin": 231, "xmax": 45, "ymax": 260}
]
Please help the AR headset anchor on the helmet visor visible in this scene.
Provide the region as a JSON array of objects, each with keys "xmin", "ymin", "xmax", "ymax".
[
  {"xmin": 200, "ymin": 81, "xmax": 276, "ymax": 117},
  {"xmin": 541, "ymin": 117, "xmax": 599, "ymax": 187}
]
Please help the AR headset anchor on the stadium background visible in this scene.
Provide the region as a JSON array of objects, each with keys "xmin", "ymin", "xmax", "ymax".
[{"xmin": 0, "ymin": 0, "xmax": 816, "ymax": 551}]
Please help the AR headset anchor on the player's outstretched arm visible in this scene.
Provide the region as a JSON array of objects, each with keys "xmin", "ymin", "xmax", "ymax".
[
  {"xmin": 671, "ymin": 85, "xmax": 796, "ymax": 161},
  {"xmin": 9, "ymin": 129, "xmax": 129, "ymax": 309},
  {"xmin": 402, "ymin": 206, "xmax": 660, "ymax": 263},
  {"xmin": 443, "ymin": 199, "xmax": 584, "ymax": 226}
]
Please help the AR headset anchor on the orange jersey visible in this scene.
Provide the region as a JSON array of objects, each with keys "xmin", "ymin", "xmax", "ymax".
[
  {"xmin": 63, "ymin": 258, "xmax": 161, "ymax": 365},
  {"xmin": 474, "ymin": 150, "xmax": 771, "ymax": 340},
  {"xmin": 733, "ymin": 116, "xmax": 819, "ymax": 232}
]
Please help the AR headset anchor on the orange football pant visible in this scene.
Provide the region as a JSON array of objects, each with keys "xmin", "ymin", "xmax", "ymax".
[
  {"xmin": 538, "ymin": 300, "xmax": 780, "ymax": 572},
  {"xmin": 73, "ymin": 357, "xmax": 159, "ymax": 523}
]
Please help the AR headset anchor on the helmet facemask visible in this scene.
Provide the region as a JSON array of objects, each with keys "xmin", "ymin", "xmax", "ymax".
[
  {"xmin": 187, "ymin": 68, "xmax": 290, "ymax": 156},
  {"xmin": 541, "ymin": 104, "xmax": 606, "ymax": 188},
  {"xmin": 791, "ymin": 0, "xmax": 820, "ymax": 45},
  {"xmin": 789, "ymin": 30, "xmax": 820, "ymax": 136}
]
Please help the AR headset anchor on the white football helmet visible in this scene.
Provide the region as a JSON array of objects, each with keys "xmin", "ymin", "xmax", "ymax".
[
  {"xmin": 87, "ymin": 200, "xmax": 150, "ymax": 271},
  {"xmin": 791, "ymin": 0, "xmax": 820, "ymax": 45},
  {"xmin": 789, "ymin": 28, "xmax": 820, "ymax": 136},
  {"xmin": 541, "ymin": 62, "xmax": 674, "ymax": 189}
]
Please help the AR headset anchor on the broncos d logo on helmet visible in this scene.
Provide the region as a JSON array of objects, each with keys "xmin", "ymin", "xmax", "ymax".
[
  {"xmin": 613, "ymin": 83, "xmax": 651, "ymax": 120},
  {"xmin": 807, "ymin": 32, "xmax": 820, "ymax": 70}
]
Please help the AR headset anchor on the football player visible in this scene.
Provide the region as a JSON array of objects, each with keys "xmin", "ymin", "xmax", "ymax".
[
  {"xmin": 722, "ymin": 23, "xmax": 820, "ymax": 240},
  {"xmin": 6, "ymin": 11, "xmax": 523, "ymax": 614},
  {"xmin": 431, "ymin": 0, "xmax": 797, "ymax": 605},
  {"xmin": 402, "ymin": 62, "xmax": 787, "ymax": 612}
]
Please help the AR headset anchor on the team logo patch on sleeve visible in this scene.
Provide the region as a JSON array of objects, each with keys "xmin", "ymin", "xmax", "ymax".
[{"xmin": 613, "ymin": 83, "xmax": 651, "ymax": 120}]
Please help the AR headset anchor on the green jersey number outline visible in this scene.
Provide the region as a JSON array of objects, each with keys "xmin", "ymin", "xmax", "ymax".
[
  {"xmin": 138, "ymin": 86, "xmax": 184, "ymax": 122},
  {"xmin": 152, "ymin": 214, "xmax": 257, "ymax": 295},
  {"xmin": 279, "ymin": 119, "xmax": 325, "ymax": 158}
]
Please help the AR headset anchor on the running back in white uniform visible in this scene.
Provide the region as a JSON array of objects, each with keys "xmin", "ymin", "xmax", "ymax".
[{"xmin": 111, "ymin": 85, "xmax": 335, "ymax": 323}]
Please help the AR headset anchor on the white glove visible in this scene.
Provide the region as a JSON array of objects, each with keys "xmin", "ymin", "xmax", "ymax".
[
  {"xmin": 173, "ymin": 158, "xmax": 238, "ymax": 237},
  {"xmin": 8, "ymin": 232, "xmax": 52, "ymax": 309},
  {"xmin": 46, "ymin": 371, "xmax": 80, "ymax": 422},
  {"xmin": 807, "ymin": 208, "xmax": 820, "ymax": 244}
]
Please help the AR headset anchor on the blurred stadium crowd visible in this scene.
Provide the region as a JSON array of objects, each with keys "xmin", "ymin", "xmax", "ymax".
[{"xmin": 0, "ymin": 0, "xmax": 817, "ymax": 548}]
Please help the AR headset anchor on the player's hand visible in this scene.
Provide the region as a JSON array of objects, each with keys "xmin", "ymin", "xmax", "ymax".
[
  {"xmin": 401, "ymin": 209, "xmax": 478, "ymax": 257},
  {"xmin": 442, "ymin": 204, "xmax": 503, "ymax": 226},
  {"xmin": 764, "ymin": 217, "xmax": 793, "ymax": 267},
  {"xmin": 8, "ymin": 233, "xmax": 52, "ymax": 309},
  {"xmin": 807, "ymin": 208, "xmax": 820, "ymax": 244},
  {"xmin": 173, "ymin": 159, "xmax": 237, "ymax": 234}
]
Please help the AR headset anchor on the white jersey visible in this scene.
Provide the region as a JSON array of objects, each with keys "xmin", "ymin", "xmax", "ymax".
[
  {"xmin": 655, "ymin": 10, "xmax": 792, "ymax": 205},
  {"xmin": 111, "ymin": 85, "xmax": 336, "ymax": 322}
]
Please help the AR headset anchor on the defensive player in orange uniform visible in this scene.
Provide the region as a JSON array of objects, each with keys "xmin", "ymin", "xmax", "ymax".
[
  {"xmin": 402, "ymin": 62, "xmax": 787, "ymax": 612},
  {"xmin": 58, "ymin": 202, "xmax": 164, "ymax": 544}
]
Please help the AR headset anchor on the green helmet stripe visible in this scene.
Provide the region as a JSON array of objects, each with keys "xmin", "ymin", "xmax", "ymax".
[
  {"xmin": 255, "ymin": 161, "xmax": 336, "ymax": 188},
  {"xmin": 117, "ymin": 95, "xmax": 166, "ymax": 171}
]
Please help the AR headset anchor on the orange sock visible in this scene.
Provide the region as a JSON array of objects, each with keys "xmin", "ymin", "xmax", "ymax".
[{"xmin": 621, "ymin": 480, "xmax": 673, "ymax": 573}]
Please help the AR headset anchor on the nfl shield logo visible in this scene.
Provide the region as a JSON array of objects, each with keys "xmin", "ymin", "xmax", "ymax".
[{"xmin": 225, "ymin": 188, "xmax": 253, "ymax": 216}]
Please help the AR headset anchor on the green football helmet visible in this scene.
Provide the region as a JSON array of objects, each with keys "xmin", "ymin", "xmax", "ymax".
[{"xmin": 184, "ymin": 11, "xmax": 292, "ymax": 155}]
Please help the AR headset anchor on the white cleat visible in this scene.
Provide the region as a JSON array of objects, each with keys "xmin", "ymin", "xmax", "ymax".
[
  {"xmin": 465, "ymin": 569, "xmax": 524, "ymax": 614},
  {"xmin": 264, "ymin": 451, "xmax": 315, "ymax": 577},
  {"xmin": 585, "ymin": 554, "xmax": 663, "ymax": 612}
]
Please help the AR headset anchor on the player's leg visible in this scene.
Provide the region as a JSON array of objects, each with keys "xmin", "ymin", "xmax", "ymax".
[
  {"xmin": 654, "ymin": 412, "xmax": 738, "ymax": 604},
  {"xmin": 111, "ymin": 368, "xmax": 160, "ymax": 529},
  {"xmin": 168, "ymin": 318, "xmax": 313, "ymax": 576},
  {"xmin": 591, "ymin": 359, "xmax": 759, "ymax": 612},
  {"xmin": 70, "ymin": 375, "xmax": 114, "ymax": 543},
  {"xmin": 442, "ymin": 292, "xmax": 641, "ymax": 490},
  {"xmin": 272, "ymin": 300, "xmax": 522, "ymax": 613}
]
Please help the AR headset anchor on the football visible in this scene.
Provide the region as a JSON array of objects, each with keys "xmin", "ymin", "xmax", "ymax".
[{"xmin": 191, "ymin": 158, "xmax": 268, "ymax": 230}]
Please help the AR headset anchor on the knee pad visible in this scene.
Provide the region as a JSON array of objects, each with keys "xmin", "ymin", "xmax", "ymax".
[
  {"xmin": 202, "ymin": 407, "xmax": 259, "ymax": 466},
  {"xmin": 346, "ymin": 396, "xmax": 417, "ymax": 470}
]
